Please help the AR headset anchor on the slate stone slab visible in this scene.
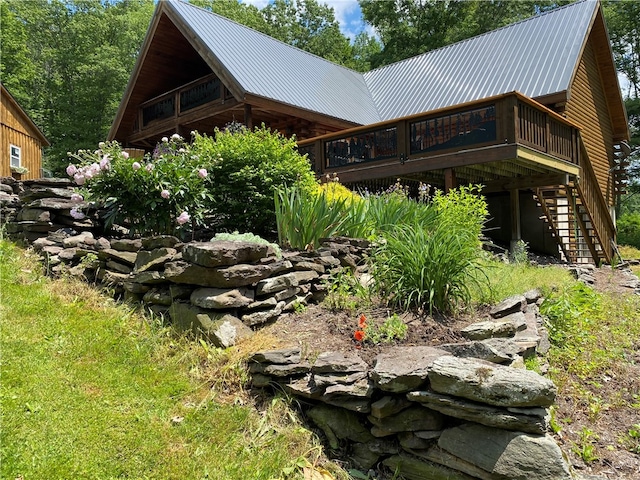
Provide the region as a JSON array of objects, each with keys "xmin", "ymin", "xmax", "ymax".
[
  {"xmin": 182, "ymin": 240, "xmax": 269, "ymax": 268},
  {"xmin": 134, "ymin": 247, "xmax": 177, "ymax": 272},
  {"xmin": 428, "ymin": 356, "xmax": 557, "ymax": 407},
  {"xmin": 307, "ymin": 404, "xmax": 374, "ymax": 449},
  {"xmin": 368, "ymin": 405, "xmax": 445, "ymax": 437},
  {"xmin": 313, "ymin": 351, "xmax": 368, "ymax": 374},
  {"xmin": 490, "ymin": 294, "xmax": 526, "ymax": 318},
  {"xmin": 371, "ymin": 346, "xmax": 450, "ymax": 393},
  {"xmin": 438, "ymin": 423, "xmax": 572, "ymax": 480},
  {"xmin": 250, "ymin": 348, "xmax": 301, "ymax": 364},
  {"xmin": 407, "ymin": 390, "xmax": 548, "ymax": 434},
  {"xmin": 190, "ymin": 287, "xmax": 254, "ymax": 309}
]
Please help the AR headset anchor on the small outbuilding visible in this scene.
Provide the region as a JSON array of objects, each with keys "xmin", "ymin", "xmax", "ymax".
[{"xmin": 1, "ymin": 83, "xmax": 50, "ymax": 180}]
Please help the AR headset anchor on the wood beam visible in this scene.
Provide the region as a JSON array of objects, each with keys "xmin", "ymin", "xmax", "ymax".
[
  {"xmin": 482, "ymin": 173, "xmax": 572, "ymax": 193},
  {"xmin": 244, "ymin": 104, "xmax": 253, "ymax": 129},
  {"xmin": 510, "ymin": 188, "xmax": 522, "ymax": 252},
  {"xmin": 444, "ymin": 168, "xmax": 457, "ymax": 192}
]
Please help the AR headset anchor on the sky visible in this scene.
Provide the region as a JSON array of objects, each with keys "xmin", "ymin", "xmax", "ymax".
[{"xmin": 242, "ymin": 0, "xmax": 368, "ymax": 41}]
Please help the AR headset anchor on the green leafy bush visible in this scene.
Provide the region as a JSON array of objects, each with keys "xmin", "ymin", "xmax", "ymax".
[
  {"xmin": 67, "ymin": 137, "xmax": 212, "ymax": 236},
  {"xmin": 617, "ymin": 212, "xmax": 640, "ymax": 249},
  {"xmin": 194, "ymin": 126, "xmax": 317, "ymax": 236}
]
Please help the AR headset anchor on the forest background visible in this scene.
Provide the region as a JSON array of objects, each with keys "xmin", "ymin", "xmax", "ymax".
[{"xmin": 1, "ymin": 0, "xmax": 639, "ymax": 242}]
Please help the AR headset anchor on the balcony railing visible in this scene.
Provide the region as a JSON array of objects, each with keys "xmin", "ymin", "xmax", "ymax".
[
  {"xmin": 136, "ymin": 74, "xmax": 226, "ymax": 131},
  {"xmin": 298, "ymin": 92, "xmax": 579, "ymax": 175}
]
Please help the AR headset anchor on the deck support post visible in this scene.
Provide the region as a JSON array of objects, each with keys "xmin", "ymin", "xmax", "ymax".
[
  {"xmin": 444, "ymin": 168, "xmax": 457, "ymax": 193},
  {"xmin": 510, "ymin": 188, "xmax": 522, "ymax": 254},
  {"xmin": 244, "ymin": 104, "xmax": 253, "ymax": 129}
]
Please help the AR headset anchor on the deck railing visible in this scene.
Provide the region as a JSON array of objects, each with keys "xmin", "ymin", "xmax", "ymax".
[
  {"xmin": 298, "ymin": 92, "xmax": 579, "ymax": 174},
  {"xmin": 136, "ymin": 74, "xmax": 225, "ymax": 131}
]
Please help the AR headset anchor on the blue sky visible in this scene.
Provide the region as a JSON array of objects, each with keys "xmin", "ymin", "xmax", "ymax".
[{"xmin": 242, "ymin": 0, "xmax": 368, "ymax": 41}]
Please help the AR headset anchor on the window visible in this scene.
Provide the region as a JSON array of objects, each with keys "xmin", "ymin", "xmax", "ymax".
[{"xmin": 10, "ymin": 145, "xmax": 21, "ymax": 168}]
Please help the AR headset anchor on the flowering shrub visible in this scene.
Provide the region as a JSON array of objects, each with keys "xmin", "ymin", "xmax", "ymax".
[{"xmin": 66, "ymin": 136, "xmax": 213, "ymax": 236}]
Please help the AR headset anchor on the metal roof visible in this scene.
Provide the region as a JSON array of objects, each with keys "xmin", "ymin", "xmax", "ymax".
[
  {"xmin": 168, "ymin": 0, "xmax": 380, "ymax": 125},
  {"xmin": 364, "ymin": 0, "xmax": 599, "ymax": 121},
  {"xmin": 166, "ymin": 0, "xmax": 598, "ymax": 126}
]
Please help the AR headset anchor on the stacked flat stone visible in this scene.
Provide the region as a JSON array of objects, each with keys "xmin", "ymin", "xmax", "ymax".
[
  {"xmin": 1, "ymin": 178, "xmax": 94, "ymax": 243},
  {"xmin": 249, "ymin": 294, "xmax": 572, "ymax": 480}
]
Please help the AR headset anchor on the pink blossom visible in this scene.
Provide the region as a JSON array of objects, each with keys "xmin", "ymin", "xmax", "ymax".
[
  {"xmin": 70, "ymin": 208, "xmax": 85, "ymax": 220},
  {"xmin": 74, "ymin": 173, "xmax": 86, "ymax": 185},
  {"xmin": 122, "ymin": 151, "xmax": 130, "ymax": 159},
  {"xmin": 71, "ymin": 193, "xmax": 84, "ymax": 203},
  {"xmin": 66, "ymin": 164, "xmax": 77, "ymax": 176},
  {"xmin": 132, "ymin": 162, "xmax": 141, "ymax": 170},
  {"xmin": 90, "ymin": 163, "xmax": 101, "ymax": 176},
  {"xmin": 160, "ymin": 189, "xmax": 170, "ymax": 199},
  {"xmin": 176, "ymin": 211, "xmax": 190, "ymax": 225},
  {"xmin": 146, "ymin": 163, "xmax": 154, "ymax": 172},
  {"xmin": 198, "ymin": 168, "xmax": 208, "ymax": 179},
  {"xmin": 100, "ymin": 156, "xmax": 111, "ymax": 170}
]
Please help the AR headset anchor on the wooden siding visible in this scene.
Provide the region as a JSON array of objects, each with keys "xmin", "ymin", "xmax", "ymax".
[
  {"xmin": 564, "ymin": 37, "xmax": 615, "ymax": 206},
  {"xmin": 1, "ymin": 91, "xmax": 45, "ymax": 180}
]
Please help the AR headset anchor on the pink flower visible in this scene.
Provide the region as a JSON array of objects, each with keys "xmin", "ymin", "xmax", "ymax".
[
  {"xmin": 70, "ymin": 208, "xmax": 85, "ymax": 220},
  {"xmin": 176, "ymin": 211, "xmax": 190, "ymax": 225},
  {"xmin": 71, "ymin": 193, "xmax": 84, "ymax": 203},
  {"xmin": 66, "ymin": 164, "xmax": 77, "ymax": 176},
  {"xmin": 132, "ymin": 162, "xmax": 141, "ymax": 170},
  {"xmin": 122, "ymin": 151, "xmax": 130, "ymax": 159},
  {"xmin": 198, "ymin": 168, "xmax": 208, "ymax": 179},
  {"xmin": 74, "ymin": 173, "xmax": 85, "ymax": 185},
  {"xmin": 146, "ymin": 163, "xmax": 154, "ymax": 172},
  {"xmin": 160, "ymin": 189, "xmax": 170, "ymax": 199},
  {"xmin": 100, "ymin": 156, "xmax": 111, "ymax": 170}
]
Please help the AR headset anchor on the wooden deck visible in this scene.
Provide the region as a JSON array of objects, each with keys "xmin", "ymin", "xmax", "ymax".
[{"xmin": 297, "ymin": 92, "xmax": 581, "ymax": 191}]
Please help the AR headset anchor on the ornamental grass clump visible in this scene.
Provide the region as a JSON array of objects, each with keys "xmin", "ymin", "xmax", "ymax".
[
  {"xmin": 369, "ymin": 186, "xmax": 488, "ymax": 314},
  {"xmin": 67, "ymin": 136, "xmax": 213, "ymax": 236}
]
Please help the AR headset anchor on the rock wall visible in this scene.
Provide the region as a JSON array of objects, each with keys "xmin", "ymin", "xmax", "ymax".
[{"xmin": 249, "ymin": 294, "xmax": 578, "ymax": 480}]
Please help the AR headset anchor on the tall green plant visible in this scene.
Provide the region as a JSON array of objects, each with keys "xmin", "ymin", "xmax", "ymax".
[
  {"xmin": 274, "ymin": 186, "xmax": 351, "ymax": 250},
  {"xmin": 370, "ymin": 221, "xmax": 486, "ymax": 314}
]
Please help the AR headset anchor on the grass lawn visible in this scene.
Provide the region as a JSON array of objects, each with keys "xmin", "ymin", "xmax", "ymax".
[{"xmin": 0, "ymin": 240, "xmax": 331, "ymax": 480}]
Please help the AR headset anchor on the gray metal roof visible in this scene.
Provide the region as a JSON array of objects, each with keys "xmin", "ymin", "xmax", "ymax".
[
  {"xmin": 169, "ymin": 0, "xmax": 380, "ymax": 125},
  {"xmin": 167, "ymin": 0, "xmax": 598, "ymax": 126},
  {"xmin": 364, "ymin": 0, "xmax": 599, "ymax": 120}
]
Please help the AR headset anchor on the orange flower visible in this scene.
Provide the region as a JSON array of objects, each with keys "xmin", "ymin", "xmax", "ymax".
[
  {"xmin": 354, "ymin": 330, "xmax": 365, "ymax": 342},
  {"xmin": 358, "ymin": 314, "xmax": 367, "ymax": 328}
]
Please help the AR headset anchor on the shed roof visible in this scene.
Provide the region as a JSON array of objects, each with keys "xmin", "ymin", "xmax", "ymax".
[{"xmin": 1, "ymin": 83, "xmax": 50, "ymax": 146}]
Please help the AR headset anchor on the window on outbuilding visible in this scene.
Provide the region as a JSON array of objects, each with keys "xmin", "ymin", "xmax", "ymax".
[{"xmin": 10, "ymin": 145, "xmax": 21, "ymax": 167}]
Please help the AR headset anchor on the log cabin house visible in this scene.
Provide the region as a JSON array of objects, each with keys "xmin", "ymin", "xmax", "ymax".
[
  {"xmin": 109, "ymin": 0, "xmax": 630, "ymax": 264},
  {"xmin": 1, "ymin": 83, "xmax": 50, "ymax": 180}
]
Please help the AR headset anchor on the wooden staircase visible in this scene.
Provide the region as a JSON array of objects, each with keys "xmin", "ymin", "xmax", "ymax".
[{"xmin": 534, "ymin": 139, "xmax": 615, "ymax": 265}]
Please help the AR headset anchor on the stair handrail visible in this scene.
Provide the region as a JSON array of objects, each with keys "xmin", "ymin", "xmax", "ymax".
[{"xmin": 574, "ymin": 134, "xmax": 615, "ymax": 264}]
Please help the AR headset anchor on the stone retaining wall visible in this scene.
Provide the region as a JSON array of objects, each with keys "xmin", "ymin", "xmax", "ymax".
[{"xmin": 249, "ymin": 294, "xmax": 578, "ymax": 480}]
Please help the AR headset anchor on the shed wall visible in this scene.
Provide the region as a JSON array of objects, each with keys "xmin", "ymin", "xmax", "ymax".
[{"xmin": 1, "ymin": 95, "xmax": 44, "ymax": 179}]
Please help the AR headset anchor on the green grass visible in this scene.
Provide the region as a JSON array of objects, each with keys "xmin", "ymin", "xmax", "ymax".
[
  {"xmin": 0, "ymin": 241, "xmax": 334, "ymax": 480},
  {"xmin": 471, "ymin": 258, "xmax": 576, "ymax": 307}
]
